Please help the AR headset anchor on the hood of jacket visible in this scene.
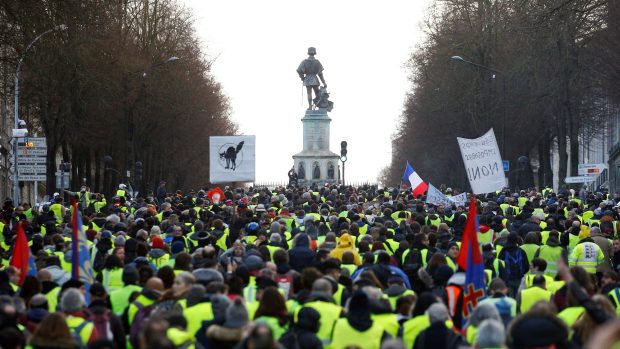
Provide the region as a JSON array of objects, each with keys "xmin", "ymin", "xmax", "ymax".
[
  {"xmin": 148, "ymin": 248, "xmax": 167, "ymax": 259},
  {"xmin": 337, "ymin": 233, "xmax": 353, "ymax": 248}
]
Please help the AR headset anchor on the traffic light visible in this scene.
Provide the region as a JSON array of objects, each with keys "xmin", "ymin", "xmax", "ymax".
[
  {"xmin": 135, "ymin": 161, "xmax": 143, "ymax": 181},
  {"xmin": 340, "ymin": 141, "xmax": 348, "ymax": 162}
]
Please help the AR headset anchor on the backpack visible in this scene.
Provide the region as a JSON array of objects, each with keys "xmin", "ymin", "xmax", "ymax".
[
  {"xmin": 84, "ymin": 308, "xmax": 113, "ymax": 341},
  {"xmin": 403, "ymin": 248, "xmax": 425, "ymax": 293},
  {"xmin": 279, "ymin": 330, "xmax": 301, "ymax": 349},
  {"xmin": 129, "ymin": 302, "xmax": 156, "ymax": 347},
  {"xmin": 504, "ymin": 249, "xmax": 524, "ymax": 281}
]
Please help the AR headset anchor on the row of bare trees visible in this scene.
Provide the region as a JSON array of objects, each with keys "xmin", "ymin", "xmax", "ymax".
[
  {"xmin": 0, "ymin": 0, "xmax": 236, "ymax": 197},
  {"xmin": 384, "ymin": 0, "xmax": 618, "ymax": 191}
]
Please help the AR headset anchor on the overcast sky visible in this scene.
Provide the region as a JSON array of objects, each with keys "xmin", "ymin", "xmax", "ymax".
[{"xmin": 183, "ymin": 0, "xmax": 430, "ymax": 184}]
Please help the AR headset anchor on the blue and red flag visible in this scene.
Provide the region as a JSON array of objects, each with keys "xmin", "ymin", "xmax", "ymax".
[
  {"xmin": 456, "ymin": 196, "xmax": 486, "ymax": 318},
  {"xmin": 72, "ymin": 202, "xmax": 94, "ymax": 299},
  {"xmin": 10, "ymin": 222, "xmax": 35, "ymax": 286}
]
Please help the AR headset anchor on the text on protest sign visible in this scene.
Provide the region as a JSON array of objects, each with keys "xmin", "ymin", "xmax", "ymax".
[{"xmin": 457, "ymin": 129, "xmax": 505, "ymax": 194}]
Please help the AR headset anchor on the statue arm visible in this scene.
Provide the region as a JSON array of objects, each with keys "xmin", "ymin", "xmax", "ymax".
[
  {"xmin": 296, "ymin": 64, "xmax": 305, "ymax": 81},
  {"xmin": 318, "ymin": 72, "xmax": 326, "ymax": 86}
]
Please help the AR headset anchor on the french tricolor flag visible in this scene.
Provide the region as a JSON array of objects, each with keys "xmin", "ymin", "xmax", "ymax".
[{"xmin": 403, "ymin": 161, "xmax": 428, "ymax": 198}]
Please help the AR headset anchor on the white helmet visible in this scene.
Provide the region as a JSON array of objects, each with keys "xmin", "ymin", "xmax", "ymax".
[{"xmin": 119, "ymin": 184, "xmax": 127, "ymax": 189}]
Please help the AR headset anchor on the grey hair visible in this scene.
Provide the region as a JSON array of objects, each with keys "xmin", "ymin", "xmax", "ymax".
[
  {"xmin": 106, "ymin": 214, "xmax": 120, "ymax": 224},
  {"xmin": 469, "ymin": 302, "xmax": 501, "ymax": 327},
  {"xmin": 426, "ymin": 303, "xmax": 450, "ymax": 323},
  {"xmin": 312, "ymin": 278, "xmax": 333, "ymax": 294},
  {"xmin": 475, "ymin": 319, "xmax": 505, "ymax": 348},
  {"xmin": 60, "ymin": 288, "xmax": 85, "ymax": 312},
  {"xmin": 175, "ymin": 271, "xmax": 196, "ymax": 286}
]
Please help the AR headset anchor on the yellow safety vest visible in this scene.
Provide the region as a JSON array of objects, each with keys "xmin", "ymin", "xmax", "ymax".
[
  {"xmin": 109, "ymin": 284, "xmax": 142, "ymax": 315},
  {"xmin": 299, "ymin": 301, "xmax": 343, "ymax": 345},
  {"xmin": 166, "ymin": 327, "xmax": 195, "ymax": 349},
  {"xmin": 521, "ymin": 244, "xmax": 540, "ymax": 264},
  {"xmin": 255, "ymin": 316, "xmax": 288, "ymax": 340},
  {"xmin": 66, "ymin": 316, "xmax": 94, "ymax": 346},
  {"xmin": 330, "ymin": 318, "xmax": 384, "ymax": 349},
  {"xmin": 45, "ymin": 287, "xmax": 61, "ymax": 312},
  {"xmin": 371, "ymin": 313, "xmax": 399, "ymax": 336},
  {"xmin": 608, "ymin": 288, "xmax": 620, "ymax": 315},
  {"xmin": 536, "ymin": 245, "xmax": 564, "ymax": 277},
  {"xmin": 519, "ymin": 286, "xmax": 551, "ymax": 313},
  {"xmin": 387, "ymin": 289, "xmax": 415, "ymax": 310},
  {"xmin": 50, "ymin": 203, "xmax": 64, "ymax": 224},
  {"xmin": 103, "ymin": 268, "xmax": 124, "ymax": 292},
  {"xmin": 558, "ymin": 306, "xmax": 585, "ymax": 328},
  {"xmin": 568, "ymin": 242, "xmax": 604, "ymax": 274},
  {"xmin": 183, "ymin": 302, "xmax": 214, "ymax": 338}
]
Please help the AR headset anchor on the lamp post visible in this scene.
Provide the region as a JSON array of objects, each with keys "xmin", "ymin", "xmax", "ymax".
[
  {"xmin": 123, "ymin": 56, "xmax": 179, "ymax": 185},
  {"xmin": 12, "ymin": 24, "xmax": 68, "ymax": 204},
  {"xmin": 450, "ymin": 55, "xmax": 507, "ymax": 157}
]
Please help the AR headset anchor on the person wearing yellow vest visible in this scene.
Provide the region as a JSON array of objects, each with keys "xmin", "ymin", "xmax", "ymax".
[
  {"xmin": 517, "ymin": 275, "xmax": 552, "ymax": 313},
  {"xmin": 517, "ymin": 258, "xmax": 555, "ymax": 293},
  {"xmin": 414, "ymin": 303, "xmax": 465, "ymax": 349},
  {"xmin": 96, "ymin": 253, "xmax": 124, "ymax": 292},
  {"xmin": 116, "ymin": 183, "xmax": 128, "ymax": 198},
  {"xmin": 37, "ymin": 269, "xmax": 61, "ymax": 312},
  {"xmin": 298, "ymin": 278, "xmax": 344, "ymax": 346},
  {"xmin": 464, "ymin": 302, "xmax": 502, "ymax": 345},
  {"xmin": 569, "ymin": 237, "xmax": 604, "ymax": 274},
  {"xmin": 330, "ymin": 291, "xmax": 388, "ymax": 349},
  {"xmin": 534, "ymin": 230, "xmax": 564, "ymax": 277},
  {"xmin": 109, "ymin": 265, "xmax": 142, "ymax": 315},
  {"xmin": 128, "ymin": 277, "xmax": 165, "ymax": 324},
  {"xmin": 521, "ymin": 231, "xmax": 541, "ymax": 264},
  {"xmin": 60, "ymin": 288, "xmax": 99, "ymax": 347},
  {"xmin": 478, "ymin": 278, "xmax": 517, "ymax": 326},
  {"xmin": 49, "ymin": 196, "xmax": 66, "ymax": 224},
  {"xmin": 384, "ymin": 276, "xmax": 414, "ymax": 310}
]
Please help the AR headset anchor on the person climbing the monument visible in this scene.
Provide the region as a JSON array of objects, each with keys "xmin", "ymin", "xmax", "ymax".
[{"xmin": 297, "ymin": 47, "xmax": 327, "ymax": 110}]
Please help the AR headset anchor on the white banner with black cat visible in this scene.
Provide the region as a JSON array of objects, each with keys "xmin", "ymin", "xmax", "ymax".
[{"xmin": 209, "ymin": 136, "xmax": 256, "ymax": 183}]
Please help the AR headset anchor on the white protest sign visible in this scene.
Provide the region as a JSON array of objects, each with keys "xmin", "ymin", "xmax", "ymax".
[
  {"xmin": 426, "ymin": 183, "xmax": 452, "ymax": 207},
  {"xmin": 457, "ymin": 129, "xmax": 505, "ymax": 194},
  {"xmin": 449, "ymin": 193, "xmax": 467, "ymax": 207}
]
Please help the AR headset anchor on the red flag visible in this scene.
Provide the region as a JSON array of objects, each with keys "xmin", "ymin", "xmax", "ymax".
[
  {"xmin": 10, "ymin": 222, "xmax": 29, "ymax": 286},
  {"xmin": 208, "ymin": 187, "xmax": 225, "ymax": 204},
  {"xmin": 456, "ymin": 196, "xmax": 482, "ymax": 269}
]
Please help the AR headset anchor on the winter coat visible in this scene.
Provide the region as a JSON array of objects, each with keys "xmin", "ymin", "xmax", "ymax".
[
  {"xmin": 288, "ymin": 234, "xmax": 316, "ymax": 272},
  {"xmin": 329, "ymin": 234, "xmax": 361, "ymax": 265}
]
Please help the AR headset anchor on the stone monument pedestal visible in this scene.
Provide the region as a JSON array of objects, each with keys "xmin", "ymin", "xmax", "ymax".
[{"xmin": 293, "ymin": 109, "xmax": 340, "ymax": 186}]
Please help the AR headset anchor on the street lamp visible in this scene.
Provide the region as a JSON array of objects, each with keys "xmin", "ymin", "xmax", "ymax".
[
  {"xmin": 450, "ymin": 55, "xmax": 507, "ymax": 157},
  {"xmin": 124, "ymin": 56, "xmax": 179, "ymax": 182},
  {"xmin": 12, "ymin": 24, "xmax": 68, "ymax": 204}
]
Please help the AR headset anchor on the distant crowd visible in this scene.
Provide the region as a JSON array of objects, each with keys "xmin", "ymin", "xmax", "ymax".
[{"xmin": 0, "ymin": 182, "xmax": 619, "ymax": 349}]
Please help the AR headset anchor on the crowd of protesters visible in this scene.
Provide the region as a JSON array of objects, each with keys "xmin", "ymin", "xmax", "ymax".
[{"xmin": 0, "ymin": 182, "xmax": 620, "ymax": 349}]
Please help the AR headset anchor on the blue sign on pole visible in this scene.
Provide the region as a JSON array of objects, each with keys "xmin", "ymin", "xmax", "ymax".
[{"xmin": 503, "ymin": 160, "xmax": 510, "ymax": 172}]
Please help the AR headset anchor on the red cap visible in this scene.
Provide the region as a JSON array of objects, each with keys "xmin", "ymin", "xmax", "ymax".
[{"xmin": 152, "ymin": 236, "xmax": 165, "ymax": 249}]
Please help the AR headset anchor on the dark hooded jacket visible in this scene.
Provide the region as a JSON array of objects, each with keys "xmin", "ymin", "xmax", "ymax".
[
  {"xmin": 288, "ymin": 234, "xmax": 316, "ymax": 272},
  {"xmin": 279, "ymin": 307, "xmax": 323, "ymax": 349}
]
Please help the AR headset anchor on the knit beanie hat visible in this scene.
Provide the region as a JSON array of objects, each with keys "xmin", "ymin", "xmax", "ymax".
[
  {"xmin": 151, "ymin": 236, "xmax": 165, "ymax": 249},
  {"xmin": 210, "ymin": 294, "xmax": 231, "ymax": 319},
  {"xmin": 224, "ymin": 298, "xmax": 249, "ymax": 328},
  {"xmin": 171, "ymin": 241, "xmax": 185, "ymax": 255}
]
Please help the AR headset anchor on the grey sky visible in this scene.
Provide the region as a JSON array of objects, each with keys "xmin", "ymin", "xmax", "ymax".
[{"xmin": 184, "ymin": 0, "xmax": 430, "ymax": 183}]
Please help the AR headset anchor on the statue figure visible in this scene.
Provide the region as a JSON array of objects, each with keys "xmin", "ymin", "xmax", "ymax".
[
  {"xmin": 288, "ymin": 166, "xmax": 298, "ymax": 186},
  {"xmin": 298, "ymin": 163, "xmax": 306, "ymax": 179},
  {"xmin": 317, "ymin": 86, "xmax": 334, "ymax": 112},
  {"xmin": 297, "ymin": 47, "xmax": 327, "ymax": 110},
  {"xmin": 313, "ymin": 162, "xmax": 320, "ymax": 179},
  {"xmin": 327, "ymin": 162, "xmax": 335, "ymax": 179}
]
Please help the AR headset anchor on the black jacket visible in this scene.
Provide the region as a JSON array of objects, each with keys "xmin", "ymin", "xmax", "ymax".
[{"xmin": 413, "ymin": 322, "xmax": 464, "ymax": 349}]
